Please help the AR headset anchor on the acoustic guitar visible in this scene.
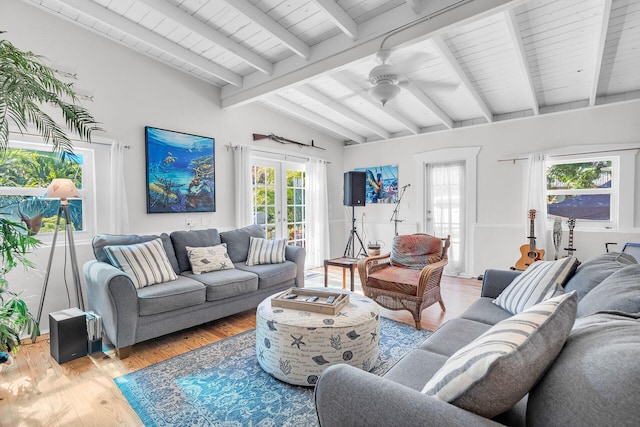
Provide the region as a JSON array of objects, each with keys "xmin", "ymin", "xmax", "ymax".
[
  {"xmin": 565, "ymin": 218, "xmax": 577, "ymax": 257},
  {"xmin": 514, "ymin": 209, "xmax": 545, "ymax": 270}
]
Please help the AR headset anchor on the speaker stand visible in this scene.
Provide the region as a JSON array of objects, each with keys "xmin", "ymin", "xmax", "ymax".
[{"xmin": 344, "ymin": 205, "xmax": 368, "ymax": 258}]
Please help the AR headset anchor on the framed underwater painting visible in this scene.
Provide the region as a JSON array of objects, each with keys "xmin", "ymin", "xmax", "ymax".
[
  {"xmin": 145, "ymin": 126, "xmax": 215, "ymax": 213},
  {"xmin": 354, "ymin": 165, "xmax": 399, "ymax": 204}
]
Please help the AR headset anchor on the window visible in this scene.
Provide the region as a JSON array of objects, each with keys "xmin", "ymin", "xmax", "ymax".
[
  {"xmin": 545, "ymin": 156, "xmax": 616, "ymax": 226},
  {"xmin": 251, "ymin": 159, "xmax": 306, "ymax": 247},
  {"xmin": 0, "ymin": 140, "xmax": 95, "ymax": 238}
]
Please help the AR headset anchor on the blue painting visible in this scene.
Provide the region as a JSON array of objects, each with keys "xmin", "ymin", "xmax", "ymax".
[
  {"xmin": 145, "ymin": 127, "xmax": 215, "ymax": 213},
  {"xmin": 355, "ymin": 165, "xmax": 398, "ymax": 204}
]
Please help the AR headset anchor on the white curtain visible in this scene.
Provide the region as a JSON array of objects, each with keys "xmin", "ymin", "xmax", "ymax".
[
  {"xmin": 306, "ymin": 157, "xmax": 330, "ymax": 268},
  {"xmin": 233, "ymin": 144, "xmax": 253, "ymax": 228},
  {"xmin": 109, "ymin": 142, "xmax": 129, "ymax": 234},
  {"xmin": 427, "ymin": 162, "xmax": 465, "ymax": 275},
  {"xmin": 524, "ymin": 154, "xmax": 548, "ymax": 254}
]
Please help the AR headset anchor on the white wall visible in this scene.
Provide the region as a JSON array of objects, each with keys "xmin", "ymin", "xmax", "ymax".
[
  {"xmin": 2, "ymin": 1, "xmax": 345, "ymax": 331},
  {"xmin": 342, "ymin": 99, "xmax": 640, "ymax": 276}
]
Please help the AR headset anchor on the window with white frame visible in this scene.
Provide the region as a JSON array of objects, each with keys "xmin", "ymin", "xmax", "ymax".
[
  {"xmin": 0, "ymin": 140, "xmax": 95, "ymax": 238},
  {"xmin": 545, "ymin": 156, "xmax": 616, "ymax": 227}
]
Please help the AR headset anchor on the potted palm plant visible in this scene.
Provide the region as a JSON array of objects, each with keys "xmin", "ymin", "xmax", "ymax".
[{"xmin": 0, "ymin": 31, "xmax": 101, "ymax": 362}]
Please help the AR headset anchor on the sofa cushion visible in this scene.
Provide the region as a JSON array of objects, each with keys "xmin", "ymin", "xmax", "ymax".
[
  {"xmin": 220, "ymin": 224, "xmax": 266, "ymax": 263},
  {"xmin": 236, "ymin": 261, "xmax": 297, "ymax": 289},
  {"xmin": 93, "ymin": 233, "xmax": 180, "ymax": 274},
  {"xmin": 459, "ymin": 297, "xmax": 513, "ymax": 325},
  {"xmin": 565, "ymin": 252, "xmax": 637, "ymax": 301},
  {"xmin": 422, "ymin": 292, "xmax": 577, "ymax": 418},
  {"xmin": 186, "ymin": 244, "xmax": 234, "ymax": 274},
  {"xmin": 418, "ymin": 318, "xmax": 492, "ymax": 357},
  {"xmin": 383, "ymin": 349, "xmax": 450, "ymax": 391},
  {"xmin": 367, "ymin": 265, "xmax": 421, "ymax": 296},
  {"xmin": 527, "ymin": 312, "xmax": 640, "ymax": 427},
  {"xmin": 170, "ymin": 229, "xmax": 221, "ymax": 272},
  {"xmin": 103, "ymin": 238, "xmax": 177, "ymax": 289},
  {"xmin": 577, "ymin": 264, "xmax": 640, "ymax": 317},
  {"xmin": 182, "ymin": 269, "xmax": 259, "ymax": 301},
  {"xmin": 246, "ymin": 237, "xmax": 286, "ymax": 265},
  {"xmin": 493, "ymin": 257, "xmax": 578, "ymax": 314},
  {"xmin": 136, "ymin": 276, "xmax": 206, "ymax": 316}
]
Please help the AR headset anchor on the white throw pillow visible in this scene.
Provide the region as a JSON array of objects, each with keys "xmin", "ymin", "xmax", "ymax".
[
  {"xmin": 104, "ymin": 238, "xmax": 177, "ymax": 288},
  {"xmin": 246, "ymin": 237, "xmax": 286, "ymax": 266},
  {"xmin": 493, "ymin": 256, "xmax": 579, "ymax": 314},
  {"xmin": 422, "ymin": 291, "xmax": 578, "ymax": 418},
  {"xmin": 186, "ymin": 244, "xmax": 234, "ymax": 274}
]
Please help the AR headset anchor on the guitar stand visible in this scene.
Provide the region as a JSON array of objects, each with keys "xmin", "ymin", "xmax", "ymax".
[{"xmin": 344, "ymin": 205, "xmax": 368, "ymax": 258}]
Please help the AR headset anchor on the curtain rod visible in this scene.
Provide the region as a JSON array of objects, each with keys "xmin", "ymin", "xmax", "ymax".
[
  {"xmin": 9, "ymin": 131, "xmax": 131, "ymax": 149},
  {"xmin": 225, "ymin": 143, "xmax": 330, "ymax": 164},
  {"xmin": 498, "ymin": 147, "xmax": 640, "ymax": 163}
]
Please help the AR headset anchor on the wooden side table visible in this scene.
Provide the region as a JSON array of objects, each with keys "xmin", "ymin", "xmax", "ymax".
[{"xmin": 324, "ymin": 257, "xmax": 359, "ymax": 292}]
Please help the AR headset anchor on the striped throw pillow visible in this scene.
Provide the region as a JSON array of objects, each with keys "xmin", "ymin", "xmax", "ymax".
[
  {"xmin": 186, "ymin": 244, "xmax": 234, "ymax": 274},
  {"xmin": 246, "ymin": 237, "xmax": 286, "ymax": 266},
  {"xmin": 493, "ymin": 256, "xmax": 579, "ymax": 314},
  {"xmin": 422, "ymin": 291, "xmax": 578, "ymax": 418},
  {"xmin": 104, "ymin": 238, "xmax": 177, "ymax": 288}
]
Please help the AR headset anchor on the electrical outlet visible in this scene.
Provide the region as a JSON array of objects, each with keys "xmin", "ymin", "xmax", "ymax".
[{"xmin": 185, "ymin": 218, "xmax": 196, "ymax": 229}]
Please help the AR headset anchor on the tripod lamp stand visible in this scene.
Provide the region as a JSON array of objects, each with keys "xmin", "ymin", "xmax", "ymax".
[{"xmin": 36, "ymin": 179, "xmax": 84, "ymax": 324}]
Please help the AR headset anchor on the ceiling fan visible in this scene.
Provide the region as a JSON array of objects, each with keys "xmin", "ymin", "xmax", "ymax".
[{"xmin": 368, "ymin": 48, "xmax": 459, "ymax": 106}]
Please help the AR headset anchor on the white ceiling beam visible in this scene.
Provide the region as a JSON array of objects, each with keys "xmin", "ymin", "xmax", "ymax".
[
  {"xmin": 405, "ymin": 0, "xmax": 423, "ymax": 15},
  {"xmin": 310, "ymin": 0, "xmax": 358, "ymax": 40},
  {"xmin": 589, "ymin": 0, "xmax": 613, "ymax": 107},
  {"xmin": 55, "ymin": 0, "xmax": 242, "ymax": 86},
  {"xmin": 140, "ymin": 0, "xmax": 273, "ymax": 75},
  {"xmin": 221, "ymin": 0, "xmax": 517, "ymax": 108},
  {"xmin": 264, "ymin": 96, "xmax": 366, "ymax": 143},
  {"xmin": 331, "ymin": 73, "xmax": 420, "ymax": 135},
  {"xmin": 220, "ymin": 0, "xmax": 310, "ymax": 59},
  {"xmin": 404, "ymin": 83, "xmax": 454, "ymax": 129},
  {"xmin": 503, "ymin": 9, "xmax": 539, "ymax": 115},
  {"xmin": 295, "ymin": 85, "xmax": 390, "ymax": 139},
  {"xmin": 431, "ymin": 35, "xmax": 493, "ymax": 123}
]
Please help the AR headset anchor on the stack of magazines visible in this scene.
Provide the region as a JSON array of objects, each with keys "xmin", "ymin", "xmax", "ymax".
[{"xmin": 85, "ymin": 311, "xmax": 102, "ymax": 353}]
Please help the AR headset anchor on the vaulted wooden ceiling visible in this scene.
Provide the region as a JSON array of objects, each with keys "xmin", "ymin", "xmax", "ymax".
[{"xmin": 26, "ymin": 0, "xmax": 640, "ymax": 144}]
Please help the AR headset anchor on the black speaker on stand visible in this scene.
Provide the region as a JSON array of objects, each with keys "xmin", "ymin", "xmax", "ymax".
[{"xmin": 343, "ymin": 172, "xmax": 368, "ymax": 258}]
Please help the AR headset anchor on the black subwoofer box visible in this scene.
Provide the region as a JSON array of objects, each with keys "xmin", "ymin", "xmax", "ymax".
[
  {"xmin": 344, "ymin": 171, "xmax": 366, "ymax": 206},
  {"xmin": 49, "ymin": 307, "xmax": 88, "ymax": 364}
]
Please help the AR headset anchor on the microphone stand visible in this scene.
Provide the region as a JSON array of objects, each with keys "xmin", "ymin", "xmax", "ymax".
[{"xmin": 390, "ymin": 185, "xmax": 409, "ymax": 236}]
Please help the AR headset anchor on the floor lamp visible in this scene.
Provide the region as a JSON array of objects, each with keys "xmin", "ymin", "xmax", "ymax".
[{"xmin": 36, "ymin": 179, "xmax": 84, "ymax": 324}]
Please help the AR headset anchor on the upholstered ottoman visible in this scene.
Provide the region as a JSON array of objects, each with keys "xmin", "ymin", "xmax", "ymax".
[{"xmin": 256, "ymin": 290, "xmax": 380, "ymax": 386}]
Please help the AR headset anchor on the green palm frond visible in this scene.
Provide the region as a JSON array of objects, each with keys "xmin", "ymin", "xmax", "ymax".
[{"xmin": 0, "ymin": 32, "xmax": 103, "ymax": 154}]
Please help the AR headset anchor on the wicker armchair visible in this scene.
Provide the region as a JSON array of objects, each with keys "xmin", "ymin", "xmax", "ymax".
[{"xmin": 357, "ymin": 234, "xmax": 450, "ymax": 329}]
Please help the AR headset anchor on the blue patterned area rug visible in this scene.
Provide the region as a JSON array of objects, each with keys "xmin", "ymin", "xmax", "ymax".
[{"xmin": 115, "ymin": 318, "xmax": 430, "ymax": 426}]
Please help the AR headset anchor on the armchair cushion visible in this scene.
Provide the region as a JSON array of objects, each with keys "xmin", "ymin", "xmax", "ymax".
[
  {"xmin": 493, "ymin": 257, "xmax": 578, "ymax": 314},
  {"xmin": 367, "ymin": 265, "xmax": 421, "ymax": 296},
  {"xmin": 422, "ymin": 292, "xmax": 578, "ymax": 418},
  {"xmin": 390, "ymin": 234, "xmax": 443, "ymax": 269}
]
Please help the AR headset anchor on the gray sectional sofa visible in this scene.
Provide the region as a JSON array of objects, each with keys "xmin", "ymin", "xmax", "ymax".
[
  {"xmin": 83, "ymin": 224, "xmax": 305, "ymax": 358},
  {"xmin": 315, "ymin": 252, "xmax": 640, "ymax": 426}
]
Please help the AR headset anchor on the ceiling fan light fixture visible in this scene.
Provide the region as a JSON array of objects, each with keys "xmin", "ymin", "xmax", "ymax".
[{"xmin": 370, "ymin": 81, "xmax": 401, "ymax": 106}]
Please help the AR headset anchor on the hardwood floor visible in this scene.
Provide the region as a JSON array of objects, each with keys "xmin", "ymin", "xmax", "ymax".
[{"xmin": 0, "ymin": 270, "xmax": 481, "ymax": 427}]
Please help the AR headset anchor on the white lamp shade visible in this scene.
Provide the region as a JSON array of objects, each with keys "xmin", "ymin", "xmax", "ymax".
[
  {"xmin": 370, "ymin": 81, "xmax": 401, "ymax": 106},
  {"xmin": 45, "ymin": 178, "xmax": 81, "ymax": 200}
]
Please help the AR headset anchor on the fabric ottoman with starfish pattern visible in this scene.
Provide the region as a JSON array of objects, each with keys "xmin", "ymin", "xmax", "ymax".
[{"xmin": 256, "ymin": 290, "xmax": 380, "ymax": 386}]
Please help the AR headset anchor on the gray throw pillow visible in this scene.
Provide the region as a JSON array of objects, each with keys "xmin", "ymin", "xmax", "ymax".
[
  {"xmin": 527, "ymin": 312, "xmax": 640, "ymax": 426},
  {"xmin": 564, "ymin": 252, "xmax": 637, "ymax": 300},
  {"xmin": 577, "ymin": 264, "xmax": 640, "ymax": 317},
  {"xmin": 220, "ymin": 224, "xmax": 266, "ymax": 263},
  {"xmin": 422, "ymin": 292, "xmax": 578, "ymax": 418}
]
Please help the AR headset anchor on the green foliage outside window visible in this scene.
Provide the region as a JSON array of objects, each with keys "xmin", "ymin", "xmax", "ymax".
[{"xmin": 546, "ymin": 161, "xmax": 611, "ymax": 190}]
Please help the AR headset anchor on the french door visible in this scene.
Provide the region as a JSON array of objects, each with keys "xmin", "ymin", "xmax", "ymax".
[
  {"xmin": 251, "ymin": 159, "xmax": 306, "ymax": 247},
  {"xmin": 425, "ymin": 161, "xmax": 465, "ymax": 275}
]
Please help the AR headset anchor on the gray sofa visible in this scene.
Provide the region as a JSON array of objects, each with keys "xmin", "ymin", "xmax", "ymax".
[
  {"xmin": 315, "ymin": 252, "xmax": 640, "ymax": 426},
  {"xmin": 83, "ymin": 225, "xmax": 305, "ymax": 358}
]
